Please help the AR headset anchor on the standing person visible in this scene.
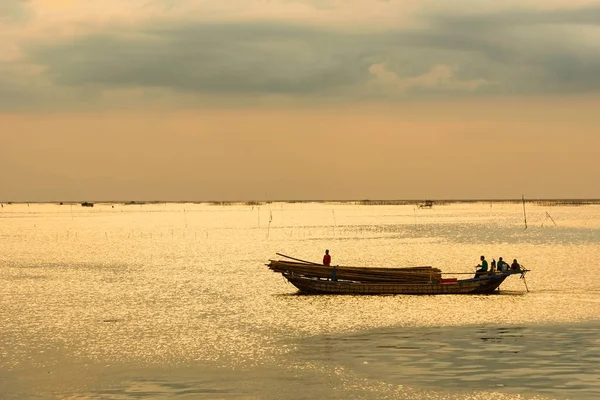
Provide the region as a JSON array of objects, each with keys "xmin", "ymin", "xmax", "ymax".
[
  {"xmin": 323, "ymin": 249, "xmax": 331, "ymax": 266},
  {"xmin": 474, "ymin": 255, "xmax": 488, "ymax": 278}
]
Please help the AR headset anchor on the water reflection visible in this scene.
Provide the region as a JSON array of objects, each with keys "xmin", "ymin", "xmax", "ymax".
[
  {"xmin": 294, "ymin": 323, "xmax": 600, "ymax": 399},
  {"xmin": 1, "ymin": 202, "xmax": 600, "ymax": 399}
]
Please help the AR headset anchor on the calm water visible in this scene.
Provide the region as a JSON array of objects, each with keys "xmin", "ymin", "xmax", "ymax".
[{"xmin": 1, "ymin": 202, "xmax": 599, "ymax": 399}]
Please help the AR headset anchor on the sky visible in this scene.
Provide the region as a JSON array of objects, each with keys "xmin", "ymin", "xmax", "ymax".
[{"xmin": 1, "ymin": 0, "xmax": 600, "ymax": 201}]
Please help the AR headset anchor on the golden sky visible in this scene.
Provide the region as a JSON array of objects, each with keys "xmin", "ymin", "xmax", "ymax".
[{"xmin": 1, "ymin": 1, "xmax": 600, "ymax": 201}]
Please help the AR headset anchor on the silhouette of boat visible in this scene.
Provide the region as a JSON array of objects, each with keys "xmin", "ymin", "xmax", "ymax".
[
  {"xmin": 267, "ymin": 257, "xmax": 528, "ymax": 295},
  {"xmin": 418, "ymin": 200, "xmax": 434, "ymax": 209}
]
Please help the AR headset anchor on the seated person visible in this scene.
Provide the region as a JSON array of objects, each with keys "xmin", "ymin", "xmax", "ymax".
[
  {"xmin": 511, "ymin": 259, "xmax": 521, "ymax": 271},
  {"xmin": 497, "ymin": 257, "xmax": 509, "ymax": 272},
  {"xmin": 474, "ymin": 255, "xmax": 488, "ymax": 278}
]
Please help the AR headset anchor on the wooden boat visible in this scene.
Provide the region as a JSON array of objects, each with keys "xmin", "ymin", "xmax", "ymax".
[
  {"xmin": 418, "ymin": 200, "xmax": 434, "ymax": 209},
  {"xmin": 267, "ymin": 255, "xmax": 529, "ymax": 295}
]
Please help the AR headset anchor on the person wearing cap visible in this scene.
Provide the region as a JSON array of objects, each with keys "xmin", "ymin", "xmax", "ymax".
[{"xmin": 323, "ymin": 249, "xmax": 331, "ymax": 266}]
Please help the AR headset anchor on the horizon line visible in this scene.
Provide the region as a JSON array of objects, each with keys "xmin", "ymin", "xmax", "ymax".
[{"xmin": 2, "ymin": 198, "xmax": 600, "ymax": 205}]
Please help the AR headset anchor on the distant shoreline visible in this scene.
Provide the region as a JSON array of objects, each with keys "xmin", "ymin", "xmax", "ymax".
[{"xmin": 2, "ymin": 199, "xmax": 600, "ymax": 206}]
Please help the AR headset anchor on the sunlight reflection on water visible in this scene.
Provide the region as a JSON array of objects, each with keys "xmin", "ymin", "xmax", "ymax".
[{"xmin": 1, "ymin": 202, "xmax": 599, "ymax": 399}]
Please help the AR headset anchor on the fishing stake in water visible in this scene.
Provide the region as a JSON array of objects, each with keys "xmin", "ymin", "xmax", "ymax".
[
  {"xmin": 520, "ymin": 265, "xmax": 530, "ymax": 292},
  {"xmin": 522, "ymin": 195, "xmax": 528, "ymax": 229}
]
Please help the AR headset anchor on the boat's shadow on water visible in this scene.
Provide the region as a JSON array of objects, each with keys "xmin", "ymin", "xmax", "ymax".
[
  {"xmin": 272, "ymin": 290, "xmax": 529, "ymax": 297},
  {"xmin": 494, "ymin": 290, "xmax": 528, "ymax": 296}
]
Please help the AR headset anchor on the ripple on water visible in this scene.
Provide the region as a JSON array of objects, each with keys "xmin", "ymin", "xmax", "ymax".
[{"xmin": 1, "ymin": 203, "xmax": 600, "ymax": 399}]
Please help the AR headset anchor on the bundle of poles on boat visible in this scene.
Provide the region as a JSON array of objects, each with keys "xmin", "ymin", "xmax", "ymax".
[{"xmin": 268, "ymin": 253, "xmax": 443, "ymax": 284}]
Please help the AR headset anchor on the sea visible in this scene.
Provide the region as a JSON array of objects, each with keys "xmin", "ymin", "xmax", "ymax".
[{"xmin": 1, "ymin": 201, "xmax": 599, "ymax": 399}]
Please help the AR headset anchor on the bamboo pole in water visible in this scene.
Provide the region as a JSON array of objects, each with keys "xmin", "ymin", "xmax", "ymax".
[
  {"xmin": 522, "ymin": 195, "xmax": 528, "ymax": 229},
  {"xmin": 545, "ymin": 212, "xmax": 558, "ymax": 227}
]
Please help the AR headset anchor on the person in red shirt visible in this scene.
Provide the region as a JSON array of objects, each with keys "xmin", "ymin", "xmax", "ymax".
[{"xmin": 323, "ymin": 249, "xmax": 331, "ymax": 266}]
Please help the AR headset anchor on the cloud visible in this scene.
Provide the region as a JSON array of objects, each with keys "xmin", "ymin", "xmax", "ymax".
[
  {"xmin": 4, "ymin": 1, "xmax": 600, "ymax": 110},
  {"xmin": 25, "ymin": 23, "xmax": 386, "ymax": 98},
  {"xmin": 0, "ymin": 0, "xmax": 31, "ymax": 24},
  {"xmin": 369, "ymin": 64, "xmax": 490, "ymax": 93}
]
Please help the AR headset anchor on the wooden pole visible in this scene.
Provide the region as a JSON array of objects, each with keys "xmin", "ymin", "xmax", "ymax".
[
  {"xmin": 522, "ymin": 274, "xmax": 530, "ymax": 292},
  {"xmin": 546, "ymin": 212, "xmax": 557, "ymax": 227},
  {"xmin": 522, "ymin": 195, "xmax": 528, "ymax": 229},
  {"xmin": 276, "ymin": 253, "xmax": 321, "ymax": 265}
]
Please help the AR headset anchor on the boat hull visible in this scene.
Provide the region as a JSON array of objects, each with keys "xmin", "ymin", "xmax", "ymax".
[{"xmin": 283, "ymin": 274, "xmax": 509, "ymax": 295}]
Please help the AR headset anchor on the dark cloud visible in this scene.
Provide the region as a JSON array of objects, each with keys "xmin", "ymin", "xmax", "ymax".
[
  {"xmin": 414, "ymin": 6, "xmax": 600, "ymax": 93},
  {"xmin": 0, "ymin": 65, "xmax": 41, "ymax": 111},
  {"xmin": 0, "ymin": 0, "xmax": 31, "ymax": 23},
  {"xmin": 431, "ymin": 6, "xmax": 600, "ymax": 30},
  {"xmin": 17, "ymin": 4, "xmax": 600, "ymax": 100},
  {"xmin": 27, "ymin": 23, "xmax": 380, "ymax": 95}
]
